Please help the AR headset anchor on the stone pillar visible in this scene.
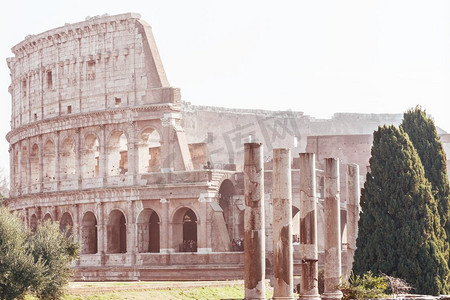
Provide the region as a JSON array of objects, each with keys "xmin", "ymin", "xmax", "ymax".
[
  {"xmin": 346, "ymin": 163, "xmax": 360, "ymax": 273},
  {"xmin": 244, "ymin": 143, "xmax": 266, "ymax": 300},
  {"xmin": 272, "ymin": 148, "xmax": 294, "ymax": 300},
  {"xmin": 56, "ymin": 131, "xmax": 61, "ymax": 191},
  {"xmin": 38, "ymin": 135, "xmax": 43, "ymax": 193},
  {"xmin": 299, "ymin": 153, "xmax": 321, "ymax": 300},
  {"xmin": 159, "ymin": 198, "xmax": 171, "ymax": 253},
  {"xmin": 100, "ymin": 125, "xmax": 107, "ymax": 185},
  {"xmin": 127, "ymin": 121, "xmax": 138, "ymax": 184},
  {"xmin": 75, "ymin": 128, "xmax": 82, "ymax": 189},
  {"xmin": 127, "ymin": 199, "xmax": 136, "ymax": 266},
  {"xmin": 17, "ymin": 143, "xmax": 22, "ymax": 195},
  {"xmin": 323, "ymin": 158, "xmax": 343, "ymax": 300}
]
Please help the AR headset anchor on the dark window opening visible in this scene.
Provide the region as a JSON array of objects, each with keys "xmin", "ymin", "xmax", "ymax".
[
  {"xmin": 207, "ymin": 132, "xmax": 213, "ymax": 144},
  {"xmin": 22, "ymin": 80, "xmax": 27, "ymax": 97},
  {"xmin": 67, "ymin": 105, "xmax": 72, "ymax": 114},
  {"xmin": 47, "ymin": 71, "xmax": 53, "ymax": 89},
  {"xmin": 87, "ymin": 61, "xmax": 96, "ymax": 80},
  {"xmin": 115, "ymin": 97, "xmax": 121, "ymax": 107},
  {"xmin": 34, "ymin": 113, "xmax": 37, "ymax": 121}
]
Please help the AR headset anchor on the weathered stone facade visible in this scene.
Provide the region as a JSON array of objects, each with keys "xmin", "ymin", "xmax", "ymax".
[
  {"xmin": 6, "ymin": 13, "xmax": 450, "ymax": 281},
  {"xmin": 6, "ymin": 13, "xmax": 244, "ymax": 280}
]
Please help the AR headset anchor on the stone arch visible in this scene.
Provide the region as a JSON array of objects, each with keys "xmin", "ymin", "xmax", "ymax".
[
  {"xmin": 107, "ymin": 209, "xmax": 127, "ymax": 253},
  {"xmin": 20, "ymin": 145, "xmax": 28, "ymax": 188},
  {"xmin": 82, "ymin": 134, "xmax": 100, "ymax": 178},
  {"xmin": 30, "ymin": 144, "xmax": 39, "ymax": 184},
  {"xmin": 81, "ymin": 211, "xmax": 98, "ymax": 254},
  {"xmin": 218, "ymin": 179, "xmax": 235, "ymax": 239},
  {"xmin": 60, "ymin": 212, "xmax": 74, "ymax": 237},
  {"xmin": 30, "ymin": 214, "xmax": 37, "ymax": 232},
  {"xmin": 61, "ymin": 137, "xmax": 76, "ymax": 179},
  {"xmin": 137, "ymin": 209, "xmax": 160, "ymax": 253},
  {"xmin": 43, "ymin": 212, "xmax": 53, "ymax": 222},
  {"xmin": 172, "ymin": 207, "xmax": 198, "ymax": 252},
  {"xmin": 138, "ymin": 127, "xmax": 161, "ymax": 173},
  {"xmin": 43, "ymin": 139, "xmax": 56, "ymax": 181},
  {"xmin": 107, "ymin": 130, "xmax": 128, "ymax": 176}
]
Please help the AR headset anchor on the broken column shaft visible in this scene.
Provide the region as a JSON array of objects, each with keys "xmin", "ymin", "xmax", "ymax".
[
  {"xmin": 323, "ymin": 158, "xmax": 343, "ymax": 300},
  {"xmin": 346, "ymin": 163, "xmax": 360, "ymax": 272},
  {"xmin": 244, "ymin": 143, "xmax": 266, "ymax": 299},
  {"xmin": 272, "ymin": 148, "xmax": 294, "ymax": 300},
  {"xmin": 299, "ymin": 153, "xmax": 321, "ymax": 300}
]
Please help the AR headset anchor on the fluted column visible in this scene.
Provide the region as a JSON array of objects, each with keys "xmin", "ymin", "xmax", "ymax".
[
  {"xmin": 244, "ymin": 143, "xmax": 266, "ymax": 299},
  {"xmin": 299, "ymin": 153, "xmax": 320, "ymax": 300},
  {"xmin": 272, "ymin": 148, "xmax": 294, "ymax": 300},
  {"xmin": 323, "ymin": 158, "xmax": 343, "ymax": 300}
]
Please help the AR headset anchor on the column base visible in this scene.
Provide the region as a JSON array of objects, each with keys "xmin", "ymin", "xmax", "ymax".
[
  {"xmin": 299, "ymin": 295, "xmax": 321, "ymax": 300},
  {"xmin": 321, "ymin": 291, "xmax": 343, "ymax": 300},
  {"xmin": 272, "ymin": 296, "xmax": 295, "ymax": 300}
]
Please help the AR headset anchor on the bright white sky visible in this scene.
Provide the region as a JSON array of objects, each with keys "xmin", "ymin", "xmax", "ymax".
[{"xmin": 1, "ymin": 0, "xmax": 450, "ymax": 176}]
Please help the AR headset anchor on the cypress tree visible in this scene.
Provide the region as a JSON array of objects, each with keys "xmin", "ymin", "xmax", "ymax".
[
  {"xmin": 401, "ymin": 106, "xmax": 450, "ymax": 245},
  {"xmin": 353, "ymin": 125, "xmax": 449, "ymax": 295}
]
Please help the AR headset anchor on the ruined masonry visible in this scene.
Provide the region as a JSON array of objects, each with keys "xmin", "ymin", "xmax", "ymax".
[{"xmin": 6, "ymin": 13, "xmax": 450, "ymax": 282}]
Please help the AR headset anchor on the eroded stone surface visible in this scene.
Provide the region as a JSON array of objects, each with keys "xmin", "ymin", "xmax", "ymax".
[
  {"xmin": 323, "ymin": 158, "xmax": 343, "ymax": 300},
  {"xmin": 299, "ymin": 153, "xmax": 321, "ymax": 300},
  {"xmin": 244, "ymin": 143, "xmax": 266, "ymax": 299},
  {"xmin": 272, "ymin": 148, "xmax": 294, "ymax": 300}
]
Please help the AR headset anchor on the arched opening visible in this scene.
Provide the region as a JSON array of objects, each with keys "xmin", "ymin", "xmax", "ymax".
[
  {"xmin": 108, "ymin": 131, "xmax": 128, "ymax": 176},
  {"xmin": 43, "ymin": 213, "xmax": 53, "ymax": 222},
  {"xmin": 107, "ymin": 210, "xmax": 127, "ymax": 253},
  {"xmin": 183, "ymin": 209, "xmax": 197, "ymax": 252},
  {"xmin": 138, "ymin": 128, "xmax": 161, "ymax": 173},
  {"xmin": 218, "ymin": 179, "xmax": 235, "ymax": 239},
  {"xmin": 82, "ymin": 134, "xmax": 99, "ymax": 178},
  {"xmin": 137, "ymin": 209, "xmax": 160, "ymax": 253},
  {"xmin": 20, "ymin": 146, "xmax": 28, "ymax": 188},
  {"xmin": 292, "ymin": 206, "xmax": 300, "ymax": 244},
  {"xmin": 172, "ymin": 208, "xmax": 199, "ymax": 252},
  {"xmin": 30, "ymin": 214, "xmax": 37, "ymax": 232},
  {"xmin": 43, "ymin": 140, "xmax": 56, "ymax": 181},
  {"xmin": 61, "ymin": 138, "xmax": 76, "ymax": 179},
  {"xmin": 30, "ymin": 144, "xmax": 39, "ymax": 184},
  {"xmin": 81, "ymin": 212, "xmax": 98, "ymax": 254},
  {"xmin": 60, "ymin": 212, "xmax": 73, "ymax": 238}
]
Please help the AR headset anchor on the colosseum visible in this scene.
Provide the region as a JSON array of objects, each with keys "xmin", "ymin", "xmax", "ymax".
[{"xmin": 6, "ymin": 13, "xmax": 450, "ymax": 281}]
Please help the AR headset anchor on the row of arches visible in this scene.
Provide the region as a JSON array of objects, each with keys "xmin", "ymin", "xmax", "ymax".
[
  {"xmin": 14, "ymin": 127, "xmax": 161, "ymax": 188},
  {"xmin": 28, "ymin": 207, "xmax": 198, "ymax": 255}
]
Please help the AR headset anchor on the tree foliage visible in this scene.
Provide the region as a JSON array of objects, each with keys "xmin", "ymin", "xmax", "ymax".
[
  {"xmin": 401, "ymin": 106, "xmax": 450, "ymax": 243},
  {"xmin": 353, "ymin": 125, "xmax": 449, "ymax": 295},
  {"xmin": 0, "ymin": 207, "xmax": 79, "ymax": 300},
  {"xmin": 30, "ymin": 220, "xmax": 79, "ymax": 300},
  {"xmin": 0, "ymin": 207, "xmax": 44, "ymax": 300}
]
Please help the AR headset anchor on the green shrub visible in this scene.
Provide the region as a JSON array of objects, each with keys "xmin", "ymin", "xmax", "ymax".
[{"xmin": 337, "ymin": 271, "xmax": 389, "ymax": 300}]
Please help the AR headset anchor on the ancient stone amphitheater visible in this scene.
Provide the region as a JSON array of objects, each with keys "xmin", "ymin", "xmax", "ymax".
[{"xmin": 6, "ymin": 13, "xmax": 450, "ymax": 281}]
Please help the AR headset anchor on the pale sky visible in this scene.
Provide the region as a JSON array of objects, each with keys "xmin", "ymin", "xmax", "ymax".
[{"xmin": 1, "ymin": 0, "xmax": 450, "ymax": 176}]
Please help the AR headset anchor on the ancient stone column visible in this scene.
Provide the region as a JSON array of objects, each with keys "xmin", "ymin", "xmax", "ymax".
[
  {"xmin": 346, "ymin": 163, "xmax": 360, "ymax": 272},
  {"xmin": 272, "ymin": 148, "xmax": 294, "ymax": 300},
  {"xmin": 299, "ymin": 153, "xmax": 321, "ymax": 300},
  {"xmin": 323, "ymin": 158, "xmax": 343, "ymax": 300},
  {"xmin": 244, "ymin": 143, "xmax": 266, "ymax": 299}
]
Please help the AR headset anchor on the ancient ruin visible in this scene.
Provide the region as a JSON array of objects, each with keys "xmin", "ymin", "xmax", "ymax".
[
  {"xmin": 244, "ymin": 143, "xmax": 266, "ymax": 299},
  {"xmin": 272, "ymin": 148, "xmax": 294, "ymax": 300},
  {"xmin": 5, "ymin": 12, "xmax": 450, "ymax": 284}
]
